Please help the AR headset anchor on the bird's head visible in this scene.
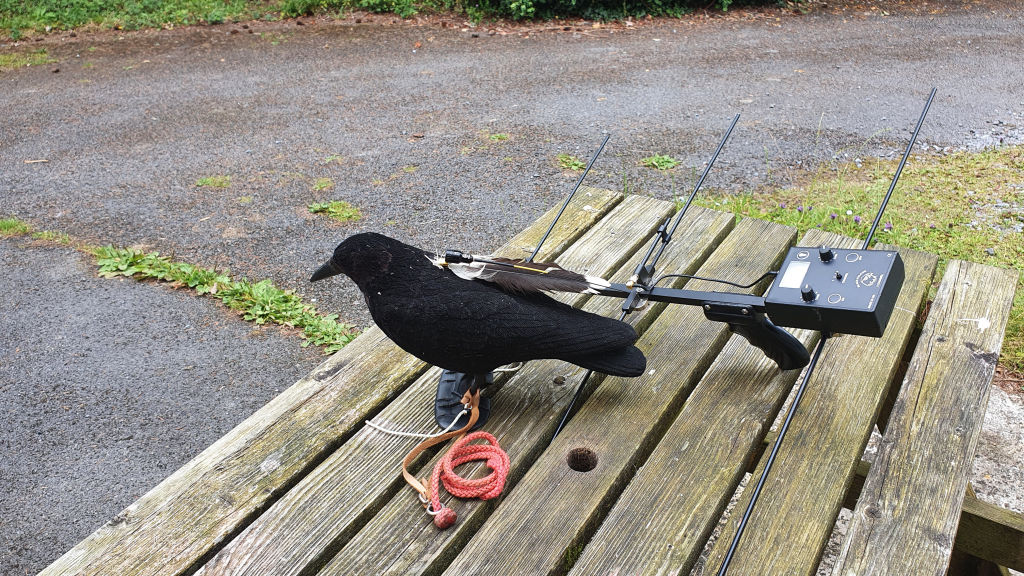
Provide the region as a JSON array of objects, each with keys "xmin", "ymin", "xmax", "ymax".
[{"xmin": 310, "ymin": 232, "xmax": 394, "ymax": 289}]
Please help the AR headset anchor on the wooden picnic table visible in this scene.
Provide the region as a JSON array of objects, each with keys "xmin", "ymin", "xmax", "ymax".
[{"xmin": 42, "ymin": 188, "xmax": 1022, "ymax": 576}]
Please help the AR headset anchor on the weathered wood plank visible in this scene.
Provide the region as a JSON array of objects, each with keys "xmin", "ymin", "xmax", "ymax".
[
  {"xmin": 832, "ymin": 260, "xmax": 1017, "ymax": 576},
  {"xmin": 803, "ymin": 456, "xmax": 1024, "ymax": 570},
  {"xmin": 440, "ymin": 217, "xmax": 799, "ymax": 576},
  {"xmin": 957, "ymin": 489, "xmax": 1024, "ymax": 570},
  {"xmin": 319, "ymin": 206, "xmax": 736, "ymax": 576},
  {"xmin": 190, "ymin": 195, "xmax": 679, "ymax": 576},
  {"xmin": 700, "ymin": 232, "xmax": 938, "ymax": 576},
  {"xmin": 39, "ymin": 188, "xmax": 621, "ymax": 576},
  {"xmin": 567, "ymin": 232, "xmax": 863, "ymax": 576}
]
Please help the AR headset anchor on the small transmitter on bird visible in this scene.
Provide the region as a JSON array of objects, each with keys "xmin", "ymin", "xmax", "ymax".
[{"xmin": 763, "ymin": 245, "xmax": 905, "ymax": 337}]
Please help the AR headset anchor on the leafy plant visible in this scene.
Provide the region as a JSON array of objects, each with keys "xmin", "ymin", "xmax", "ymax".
[
  {"xmin": 640, "ymin": 154, "xmax": 681, "ymax": 171},
  {"xmin": 0, "ymin": 0, "xmax": 745, "ymax": 39},
  {"xmin": 308, "ymin": 200, "xmax": 362, "ymax": 223},
  {"xmin": 92, "ymin": 245, "xmax": 359, "ymax": 353},
  {"xmin": 313, "ymin": 177, "xmax": 334, "ymax": 191},
  {"xmin": 196, "ymin": 175, "xmax": 231, "ymax": 188},
  {"xmin": 557, "ymin": 153, "xmax": 586, "ymax": 171}
]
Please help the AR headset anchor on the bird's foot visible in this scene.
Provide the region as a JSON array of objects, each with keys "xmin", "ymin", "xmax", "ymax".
[{"xmin": 435, "ymin": 370, "xmax": 492, "ymax": 431}]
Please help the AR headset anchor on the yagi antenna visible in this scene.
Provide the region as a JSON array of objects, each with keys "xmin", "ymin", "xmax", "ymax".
[{"xmin": 552, "ymin": 116, "xmax": 741, "ymax": 440}]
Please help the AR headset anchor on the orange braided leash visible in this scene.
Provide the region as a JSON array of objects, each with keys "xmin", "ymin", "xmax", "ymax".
[
  {"xmin": 427, "ymin": 430, "xmax": 510, "ymax": 528},
  {"xmin": 400, "ymin": 389, "xmax": 510, "ymax": 529}
]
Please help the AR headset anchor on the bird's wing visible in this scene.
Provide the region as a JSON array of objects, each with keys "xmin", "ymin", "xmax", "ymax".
[{"xmin": 372, "ymin": 273, "xmax": 638, "ymax": 374}]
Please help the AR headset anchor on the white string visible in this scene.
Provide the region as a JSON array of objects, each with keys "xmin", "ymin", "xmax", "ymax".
[
  {"xmin": 365, "ymin": 409, "xmax": 468, "ymax": 439},
  {"xmin": 493, "ymin": 362, "xmax": 524, "ymax": 373}
]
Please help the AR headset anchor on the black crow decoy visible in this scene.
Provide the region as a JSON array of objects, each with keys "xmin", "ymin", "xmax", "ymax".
[{"xmin": 310, "ymin": 233, "xmax": 646, "ymax": 426}]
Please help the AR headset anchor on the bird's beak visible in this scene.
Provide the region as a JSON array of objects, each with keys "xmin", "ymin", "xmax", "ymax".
[{"xmin": 310, "ymin": 259, "xmax": 344, "ymax": 282}]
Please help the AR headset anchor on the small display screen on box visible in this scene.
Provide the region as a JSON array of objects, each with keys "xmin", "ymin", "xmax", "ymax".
[{"xmin": 778, "ymin": 261, "xmax": 810, "ymax": 289}]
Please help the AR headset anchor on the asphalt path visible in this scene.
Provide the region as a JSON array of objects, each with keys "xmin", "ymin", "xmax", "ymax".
[{"xmin": 2, "ymin": 1, "xmax": 1022, "ymax": 573}]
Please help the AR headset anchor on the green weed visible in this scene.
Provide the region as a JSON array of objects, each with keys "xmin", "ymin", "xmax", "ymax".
[
  {"xmin": 3, "ymin": 221, "xmax": 360, "ymax": 353},
  {"xmin": 489, "ymin": 133, "xmax": 510, "ymax": 142},
  {"xmin": 1, "ymin": 0, "xmax": 741, "ymax": 39},
  {"xmin": 0, "ymin": 49, "xmax": 55, "ymax": 71},
  {"xmin": 92, "ymin": 245, "xmax": 359, "ymax": 353},
  {"xmin": 196, "ymin": 175, "xmax": 231, "ymax": 188},
  {"xmin": 640, "ymin": 154, "xmax": 681, "ymax": 171},
  {"xmin": 32, "ymin": 229, "xmax": 71, "ymax": 244},
  {"xmin": 308, "ymin": 200, "xmax": 362, "ymax": 223},
  {"xmin": 0, "ymin": 217, "xmax": 30, "ymax": 236},
  {"xmin": 313, "ymin": 177, "xmax": 334, "ymax": 191},
  {"xmin": 1, "ymin": 0, "xmax": 263, "ymax": 38},
  {"xmin": 557, "ymin": 153, "xmax": 586, "ymax": 171}
]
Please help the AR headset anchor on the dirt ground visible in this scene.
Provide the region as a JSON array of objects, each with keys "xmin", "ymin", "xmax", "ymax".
[{"xmin": 1, "ymin": 1, "xmax": 1022, "ymax": 574}]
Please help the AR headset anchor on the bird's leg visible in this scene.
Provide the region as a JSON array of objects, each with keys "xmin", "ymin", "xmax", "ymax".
[
  {"xmin": 434, "ymin": 370, "xmax": 492, "ymax": 431},
  {"xmin": 469, "ymin": 373, "xmax": 489, "ymax": 396}
]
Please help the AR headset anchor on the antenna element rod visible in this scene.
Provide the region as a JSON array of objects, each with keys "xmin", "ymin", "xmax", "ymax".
[
  {"xmin": 528, "ymin": 133, "xmax": 611, "ymax": 262},
  {"xmin": 551, "ymin": 116, "xmax": 739, "ymax": 441},
  {"xmin": 717, "ymin": 332, "xmax": 830, "ymax": 576},
  {"xmin": 863, "ymin": 87, "xmax": 936, "ymax": 249}
]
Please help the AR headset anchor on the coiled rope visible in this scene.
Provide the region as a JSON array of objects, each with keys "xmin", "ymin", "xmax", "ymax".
[{"xmin": 399, "ymin": 388, "xmax": 510, "ymax": 529}]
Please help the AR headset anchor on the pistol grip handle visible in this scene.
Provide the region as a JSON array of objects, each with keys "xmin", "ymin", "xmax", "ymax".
[{"xmin": 729, "ymin": 313, "xmax": 810, "ymax": 371}]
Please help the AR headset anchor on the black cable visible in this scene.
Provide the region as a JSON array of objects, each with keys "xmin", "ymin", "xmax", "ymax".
[{"xmin": 652, "ymin": 270, "xmax": 779, "ymax": 290}]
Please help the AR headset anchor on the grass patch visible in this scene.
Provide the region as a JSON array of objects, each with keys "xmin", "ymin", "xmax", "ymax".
[
  {"xmin": 557, "ymin": 153, "xmax": 586, "ymax": 171},
  {"xmin": 1, "ymin": 217, "xmax": 358, "ymax": 354},
  {"xmin": 313, "ymin": 177, "xmax": 334, "ymax": 192},
  {"xmin": 0, "ymin": 217, "xmax": 31, "ymax": 236},
  {"xmin": 92, "ymin": 245, "xmax": 359, "ymax": 353},
  {"xmin": 196, "ymin": 175, "xmax": 231, "ymax": 188},
  {"xmin": 1, "ymin": 0, "xmax": 272, "ymax": 39},
  {"xmin": 32, "ymin": 229, "xmax": 72, "ymax": 244},
  {"xmin": 488, "ymin": 133, "xmax": 510, "ymax": 142},
  {"xmin": 640, "ymin": 154, "xmax": 681, "ymax": 171},
  {"xmin": 698, "ymin": 145, "xmax": 1024, "ymax": 374},
  {"xmin": 309, "ymin": 200, "xmax": 362, "ymax": 223},
  {"xmin": 0, "ymin": 49, "xmax": 56, "ymax": 70}
]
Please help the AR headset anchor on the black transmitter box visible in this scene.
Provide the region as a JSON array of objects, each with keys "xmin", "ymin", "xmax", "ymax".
[{"xmin": 764, "ymin": 246, "xmax": 905, "ymax": 337}]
